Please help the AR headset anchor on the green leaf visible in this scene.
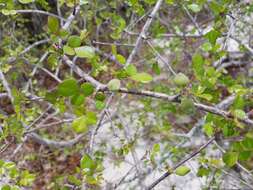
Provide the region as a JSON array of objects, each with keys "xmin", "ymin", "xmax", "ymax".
[
  {"xmin": 57, "ymin": 78, "xmax": 79, "ymax": 97},
  {"xmin": 209, "ymin": 1, "xmax": 224, "ymax": 16},
  {"xmin": 68, "ymin": 175, "xmax": 82, "ymax": 186},
  {"xmin": 232, "ymin": 95, "xmax": 245, "ymax": 110},
  {"xmin": 173, "ymin": 72, "xmax": 189, "ymax": 86},
  {"xmin": 238, "ymin": 151, "xmax": 251, "ymax": 161},
  {"xmin": 234, "ymin": 109, "xmax": 246, "ymax": 119},
  {"xmin": 95, "ymin": 100, "xmax": 105, "ymax": 110},
  {"xmin": 1, "ymin": 9, "xmax": 17, "ymax": 15},
  {"xmin": 18, "ymin": 0, "xmax": 34, "ymax": 4},
  {"xmin": 188, "ymin": 4, "xmax": 201, "ymax": 13},
  {"xmin": 1, "ymin": 185, "xmax": 11, "ymax": 190},
  {"xmin": 222, "ymin": 124, "xmax": 235, "ymax": 137},
  {"xmin": 80, "ymin": 154, "xmax": 96, "ymax": 170},
  {"xmin": 192, "ymin": 54, "xmax": 204, "ymax": 79},
  {"xmin": 205, "ymin": 29, "xmax": 220, "ymax": 45},
  {"xmin": 107, "ymin": 79, "xmax": 121, "ymax": 91},
  {"xmin": 241, "ymin": 137, "xmax": 253, "ymax": 150},
  {"xmin": 165, "ymin": 0, "xmax": 174, "ymax": 4},
  {"xmin": 81, "ymin": 83, "xmax": 94, "ymax": 96},
  {"xmin": 86, "ymin": 111, "xmax": 97, "ymax": 125},
  {"xmin": 197, "ymin": 93, "xmax": 213, "ymax": 101},
  {"xmin": 203, "ymin": 122, "xmax": 214, "ymax": 137},
  {"xmin": 63, "ymin": 45, "xmax": 75, "ymax": 55},
  {"xmin": 125, "ymin": 65, "xmax": 137, "ymax": 76},
  {"xmin": 85, "ymin": 176, "xmax": 97, "ymax": 185},
  {"xmin": 180, "ymin": 98, "xmax": 196, "ymax": 115},
  {"xmin": 150, "ymin": 143, "xmax": 160, "ymax": 162},
  {"xmin": 59, "ymin": 29, "xmax": 69, "ymax": 38},
  {"xmin": 152, "ymin": 63, "xmax": 161, "ymax": 75},
  {"xmin": 19, "ymin": 170, "xmax": 35, "ymax": 186},
  {"xmin": 45, "ymin": 91, "xmax": 58, "ymax": 103},
  {"xmin": 223, "ymin": 152, "xmax": 238, "ymax": 167},
  {"xmin": 175, "ymin": 166, "xmax": 191, "ymax": 176},
  {"xmin": 71, "ymin": 94, "xmax": 85, "ymax": 106},
  {"xmin": 47, "ymin": 54, "xmax": 58, "ymax": 67},
  {"xmin": 68, "ymin": 35, "xmax": 82, "ymax": 48},
  {"xmin": 152, "ymin": 143, "xmax": 160, "ymax": 152},
  {"xmin": 72, "ymin": 116, "xmax": 88, "ymax": 133},
  {"xmin": 201, "ymin": 42, "xmax": 212, "ymax": 52},
  {"xmin": 48, "ymin": 16, "xmax": 59, "ymax": 33},
  {"xmin": 95, "ymin": 92, "xmax": 106, "ymax": 101},
  {"xmin": 131, "ymin": 72, "xmax": 153, "ymax": 83},
  {"xmin": 80, "ymin": 0, "xmax": 89, "ymax": 5},
  {"xmin": 116, "ymin": 54, "xmax": 126, "ymax": 64},
  {"xmin": 197, "ymin": 166, "xmax": 210, "ymax": 177},
  {"xmin": 75, "ymin": 46, "xmax": 95, "ymax": 59}
]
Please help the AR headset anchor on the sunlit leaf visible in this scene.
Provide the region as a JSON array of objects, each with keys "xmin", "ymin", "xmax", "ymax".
[
  {"xmin": 173, "ymin": 72, "xmax": 189, "ymax": 87},
  {"xmin": 75, "ymin": 46, "xmax": 95, "ymax": 59},
  {"xmin": 107, "ymin": 79, "xmax": 121, "ymax": 91},
  {"xmin": 68, "ymin": 35, "xmax": 82, "ymax": 48},
  {"xmin": 57, "ymin": 78, "xmax": 79, "ymax": 97},
  {"xmin": 175, "ymin": 166, "xmax": 191, "ymax": 176},
  {"xmin": 131, "ymin": 73, "xmax": 153, "ymax": 83},
  {"xmin": 48, "ymin": 16, "xmax": 59, "ymax": 33},
  {"xmin": 81, "ymin": 83, "xmax": 94, "ymax": 96},
  {"xmin": 223, "ymin": 152, "xmax": 238, "ymax": 167}
]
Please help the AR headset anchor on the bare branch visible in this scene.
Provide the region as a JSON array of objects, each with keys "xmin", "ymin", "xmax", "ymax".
[
  {"xmin": 125, "ymin": 0, "xmax": 164, "ymax": 67},
  {"xmin": 15, "ymin": 9, "xmax": 66, "ymax": 21},
  {"xmin": 146, "ymin": 40, "xmax": 176, "ymax": 75},
  {"xmin": 27, "ymin": 132, "xmax": 85, "ymax": 148},
  {"xmin": 194, "ymin": 102, "xmax": 253, "ymax": 126},
  {"xmin": 62, "ymin": 56, "xmax": 253, "ymax": 126},
  {"xmin": 62, "ymin": 5, "xmax": 81, "ymax": 30},
  {"xmin": 147, "ymin": 136, "xmax": 215, "ymax": 190},
  {"xmin": 89, "ymin": 93, "xmax": 114, "ymax": 153},
  {"xmin": 93, "ymin": 41, "xmax": 134, "ymax": 47},
  {"xmin": 0, "ymin": 70, "xmax": 14, "ymax": 103}
]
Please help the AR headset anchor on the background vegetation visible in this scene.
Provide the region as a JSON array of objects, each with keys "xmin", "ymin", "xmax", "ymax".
[{"xmin": 0, "ymin": 0, "xmax": 253, "ymax": 189}]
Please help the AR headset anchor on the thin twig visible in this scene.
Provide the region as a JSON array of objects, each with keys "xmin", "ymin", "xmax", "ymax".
[
  {"xmin": 0, "ymin": 70, "xmax": 14, "ymax": 103},
  {"xmin": 147, "ymin": 136, "xmax": 215, "ymax": 189},
  {"xmin": 15, "ymin": 10, "xmax": 66, "ymax": 21},
  {"xmin": 62, "ymin": 55, "xmax": 253, "ymax": 126},
  {"xmin": 125, "ymin": 0, "xmax": 164, "ymax": 67},
  {"xmin": 146, "ymin": 40, "xmax": 176, "ymax": 75},
  {"xmin": 118, "ymin": 114, "xmax": 147, "ymax": 188},
  {"xmin": 27, "ymin": 132, "xmax": 85, "ymax": 148},
  {"xmin": 92, "ymin": 41, "xmax": 134, "ymax": 47},
  {"xmin": 62, "ymin": 5, "xmax": 81, "ymax": 30},
  {"xmin": 89, "ymin": 93, "xmax": 114, "ymax": 153}
]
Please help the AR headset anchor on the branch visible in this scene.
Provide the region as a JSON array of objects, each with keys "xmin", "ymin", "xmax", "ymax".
[
  {"xmin": 89, "ymin": 94, "xmax": 114, "ymax": 153},
  {"xmin": 194, "ymin": 102, "xmax": 253, "ymax": 126},
  {"xmin": 0, "ymin": 93, "xmax": 8, "ymax": 98},
  {"xmin": 20, "ymin": 39, "xmax": 50, "ymax": 56},
  {"xmin": 187, "ymin": 94, "xmax": 236, "ymax": 137},
  {"xmin": 92, "ymin": 40, "xmax": 134, "ymax": 47},
  {"xmin": 146, "ymin": 40, "xmax": 176, "ymax": 75},
  {"xmin": 95, "ymin": 48, "xmax": 122, "ymax": 66},
  {"xmin": 147, "ymin": 136, "xmax": 215, "ymax": 190},
  {"xmin": 118, "ymin": 114, "xmax": 147, "ymax": 188},
  {"xmin": 62, "ymin": 5, "xmax": 81, "ymax": 30},
  {"xmin": 15, "ymin": 10, "xmax": 66, "ymax": 21},
  {"xmin": 62, "ymin": 55, "xmax": 106, "ymax": 88},
  {"xmin": 62, "ymin": 56, "xmax": 253, "ymax": 126},
  {"xmin": 7, "ymin": 38, "xmax": 50, "ymax": 64},
  {"xmin": 0, "ymin": 70, "xmax": 14, "ymax": 103},
  {"xmin": 27, "ymin": 132, "xmax": 85, "ymax": 148},
  {"xmin": 125, "ymin": 0, "xmax": 164, "ymax": 67},
  {"xmin": 117, "ymin": 88, "xmax": 180, "ymax": 102}
]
